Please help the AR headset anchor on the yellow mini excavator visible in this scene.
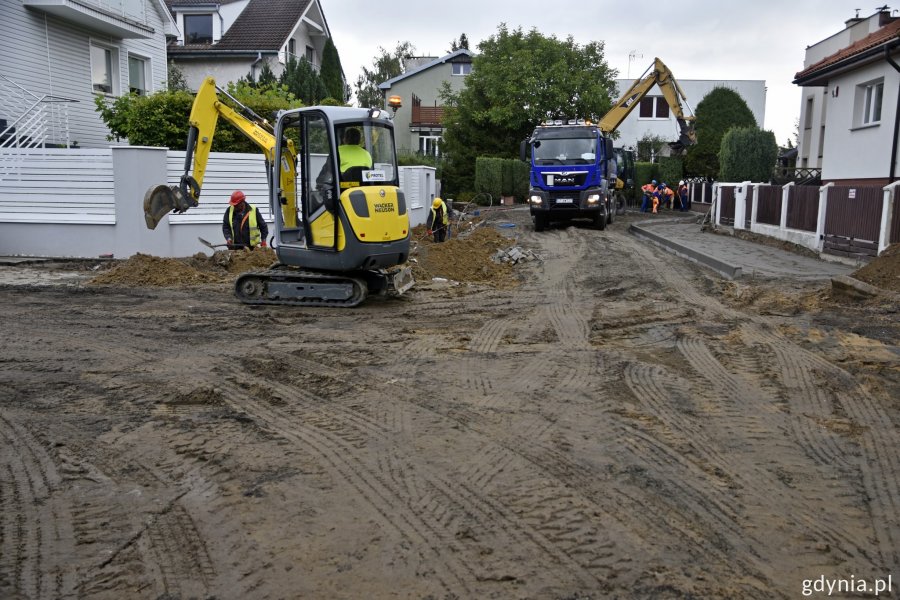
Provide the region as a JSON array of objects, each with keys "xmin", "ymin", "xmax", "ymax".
[{"xmin": 143, "ymin": 76, "xmax": 413, "ymax": 307}]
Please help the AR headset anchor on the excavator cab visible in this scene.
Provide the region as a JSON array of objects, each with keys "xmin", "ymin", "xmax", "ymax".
[{"xmin": 270, "ymin": 107, "xmax": 409, "ymax": 269}]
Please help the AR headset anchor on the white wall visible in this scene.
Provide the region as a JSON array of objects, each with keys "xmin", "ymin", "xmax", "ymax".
[
  {"xmin": 611, "ymin": 79, "xmax": 766, "ymax": 152},
  {"xmin": 820, "ymin": 63, "xmax": 900, "ymax": 181},
  {"xmin": 0, "ymin": 148, "xmax": 270, "ymax": 258}
]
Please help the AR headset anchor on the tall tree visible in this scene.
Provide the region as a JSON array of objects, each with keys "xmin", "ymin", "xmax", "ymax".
[
  {"xmin": 450, "ymin": 33, "xmax": 469, "ymax": 51},
  {"xmin": 354, "ymin": 41, "xmax": 415, "ymax": 108},
  {"xmin": 320, "ymin": 38, "xmax": 347, "ymax": 102},
  {"xmin": 439, "ymin": 24, "xmax": 617, "ymax": 195},
  {"xmin": 256, "ymin": 61, "xmax": 277, "ymax": 89},
  {"xmin": 280, "ymin": 56, "xmax": 328, "ymax": 105},
  {"xmin": 683, "ymin": 86, "xmax": 757, "ymax": 179}
]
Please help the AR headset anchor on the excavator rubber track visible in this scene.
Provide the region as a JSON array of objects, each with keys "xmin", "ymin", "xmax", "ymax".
[
  {"xmin": 235, "ymin": 265, "xmax": 369, "ymax": 307},
  {"xmin": 234, "ymin": 264, "xmax": 413, "ymax": 307}
]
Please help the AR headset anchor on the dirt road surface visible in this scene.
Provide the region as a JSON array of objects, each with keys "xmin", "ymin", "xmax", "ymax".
[{"xmin": 1, "ymin": 208, "xmax": 898, "ymax": 599}]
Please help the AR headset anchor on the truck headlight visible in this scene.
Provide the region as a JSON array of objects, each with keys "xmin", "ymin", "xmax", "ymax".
[
  {"xmin": 530, "ymin": 195, "xmax": 543, "ymax": 204},
  {"xmin": 587, "ymin": 194, "xmax": 600, "ymax": 204}
]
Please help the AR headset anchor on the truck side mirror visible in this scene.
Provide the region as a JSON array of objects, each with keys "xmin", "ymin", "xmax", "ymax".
[
  {"xmin": 519, "ymin": 139, "xmax": 528, "ymax": 162},
  {"xmin": 605, "ymin": 138, "xmax": 614, "ymax": 161}
]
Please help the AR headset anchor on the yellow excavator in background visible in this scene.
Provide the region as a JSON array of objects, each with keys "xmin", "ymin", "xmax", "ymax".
[
  {"xmin": 598, "ymin": 57, "xmax": 697, "ymax": 211},
  {"xmin": 599, "ymin": 57, "xmax": 697, "ymax": 153},
  {"xmin": 143, "ymin": 76, "xmax": 413, "ymax": 307}
]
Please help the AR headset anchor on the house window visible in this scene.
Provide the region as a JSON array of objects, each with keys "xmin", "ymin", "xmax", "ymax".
[
  {"xmin": 128, "ymin": 55, "xmax": 148, "ymax": 95},
  {"xmin": 288, "ymin": 39, "xmax": 296, "ymax": 59},
  {"xmin": 306, "ymin": 45, "xmax": 315, "ymax": 63},
  {"xmin": 638, "ymin": 96, "xmax": 669, "ymax": 119},
  {"xmin": 184, "ymin": 14, "xmax": 213, "ymax": 44},
  {"xmin": 418, "ymin": 135, "xmax": 441, "ymax": 157},
  {"xmin": 861, "ymin": 80, "xmax": 883, "ymax": 125},
  {"xmin": 451, "ymin": 63, "xmax": 471, "ymax": 76},
  {"xmin": 90, "ymin": 44, "xmax": 114, "ymax": 94}
]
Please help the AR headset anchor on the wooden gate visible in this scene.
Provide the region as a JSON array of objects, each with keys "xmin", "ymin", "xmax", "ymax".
[
  {"xmin": 719, "ymin": 186, "xmax": 735, "ymax": 225},
  {"xmin": 823, "ymin": 186, "xmax": 883, "ymax": 258}
]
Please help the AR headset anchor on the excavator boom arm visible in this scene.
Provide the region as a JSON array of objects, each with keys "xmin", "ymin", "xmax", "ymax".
[
  {"xmin": 597, "ymin": 58, "xmax": 696, "ymax": 152},
  {"xmin": 143, "ymin": 76, "xmax": 297, "ymax": 229}
]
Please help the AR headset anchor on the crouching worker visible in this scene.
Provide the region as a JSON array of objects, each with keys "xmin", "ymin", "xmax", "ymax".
[
  {"xmin": 223, "ymin": 190, "xmax": 268, "ymax": 249},
  {"xmin": 426, "ymin": 197, "xmax": 449, "ymax": 243}
]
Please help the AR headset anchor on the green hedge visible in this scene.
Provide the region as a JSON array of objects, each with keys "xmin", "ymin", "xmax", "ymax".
[
  {"xmin": 634, "ymin": 162, "xmax": 659, "ymax": 201},
  {"xmin": 657, "ymin": 157, "xmax": 683, "ymax": 189},
  {"xmin": 475, "ymin": 157, "xmax": 529, "ymax": 201},
  {"xmin": 719, "ymin": 127, "xmax": 778, "ymax": 183}
]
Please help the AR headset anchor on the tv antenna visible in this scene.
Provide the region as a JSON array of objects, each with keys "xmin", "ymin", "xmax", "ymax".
[{"xmin": 627, "ymin": 50, "xmax": 643, "ymax": 79}]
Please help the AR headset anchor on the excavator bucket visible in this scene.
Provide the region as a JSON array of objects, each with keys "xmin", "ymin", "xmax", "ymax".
[
  {"xmin": 143, "ymin": 185, "xmax": 178, "ymax": 230},
  {"xmin": 143, "ymin": 184, "xmax": 196, "ymax": 230}
]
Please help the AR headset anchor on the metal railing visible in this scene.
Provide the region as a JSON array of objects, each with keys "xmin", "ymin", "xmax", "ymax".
[{"xmin": 0, "ymin": 74, "xmax": 79, "ymax": 180}]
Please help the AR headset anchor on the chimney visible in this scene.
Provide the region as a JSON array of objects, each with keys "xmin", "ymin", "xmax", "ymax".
[{"xmin": 845, "ymin": 7, "xmax": 863, "ymax": 28}]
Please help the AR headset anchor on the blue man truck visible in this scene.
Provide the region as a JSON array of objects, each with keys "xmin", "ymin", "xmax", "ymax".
[{"xmin": 521, "ymin": 119, "xmax": 616, "ymax": 232}]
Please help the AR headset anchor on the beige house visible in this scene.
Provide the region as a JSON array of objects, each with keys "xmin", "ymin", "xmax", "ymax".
[{"xmin": 378, "ymin": 49, "xmax": 473, "ymax": 156}]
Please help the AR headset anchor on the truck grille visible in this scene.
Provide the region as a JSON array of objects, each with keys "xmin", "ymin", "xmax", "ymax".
[{"xmin": 542, "ymin": 172, "xmax": 587, "ymax": 187}]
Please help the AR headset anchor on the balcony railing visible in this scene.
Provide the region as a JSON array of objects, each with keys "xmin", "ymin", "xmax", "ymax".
[{"xmin": 411, "ymin": 105, "xmax": 444, "ymax": 127}]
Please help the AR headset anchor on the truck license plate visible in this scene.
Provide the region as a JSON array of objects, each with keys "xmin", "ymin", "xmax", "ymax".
[{"xmin": 556, "ymin": 198, "xmax": 573, "ymax": 204}]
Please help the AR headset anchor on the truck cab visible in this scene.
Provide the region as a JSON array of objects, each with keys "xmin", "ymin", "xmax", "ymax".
[{"xmin": 522, "ymin": 119, "xmax": 615, "ymax": 231}]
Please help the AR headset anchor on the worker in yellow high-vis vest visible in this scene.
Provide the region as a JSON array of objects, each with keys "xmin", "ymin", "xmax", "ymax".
[{"xmin": 222, "ymin": 190, "xmax": 269, "ymax": 249}]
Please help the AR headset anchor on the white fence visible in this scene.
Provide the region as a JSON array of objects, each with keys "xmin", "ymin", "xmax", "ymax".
[
  {"xmin": 0, "ymin": 148, "xmax": 435, "ymax": 258},
  {"xmin": 0, "ymin": 147, "xmax": 268, "ymax": 258},
  {"xmin": 710, "ymin": 181, "xmax": 897, "ymax": 258}
]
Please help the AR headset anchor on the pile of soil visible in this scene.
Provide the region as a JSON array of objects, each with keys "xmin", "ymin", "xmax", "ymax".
[
  {"xmin": 88, "ymin": 222, "xmax": 521, "ymax": 289},
  {"xmin": 89, "ymin": 249, "xmax": 277, "ymax": 287},
  {"xmin": 410, "ymin": 221, "xmax": 519, "ymax": 287},
  {"xmin": 852, "ymin": 243, "xmax": 900, "ymax": 293}
]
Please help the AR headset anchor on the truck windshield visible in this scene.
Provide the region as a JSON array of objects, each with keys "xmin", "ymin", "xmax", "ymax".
[{"xmin": 532, "ymin": 137, "xmax": 597, "ymax": 166}]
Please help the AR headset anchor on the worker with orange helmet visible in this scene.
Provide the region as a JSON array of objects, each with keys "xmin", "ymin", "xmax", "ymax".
[
  {"xmin": 222, "ymin": 190, "xmax": 269, "ymax": 249},
  {"xmin": 656, "ymin": 183, "xmax": 675, "ymax": 212},
  {"xmin": 425, "ymin": 197, "xmax": 449, "ymax": 242},
  {"xmin": 640, "ymin": 180, "xmax": 658, "ymax": 213}
]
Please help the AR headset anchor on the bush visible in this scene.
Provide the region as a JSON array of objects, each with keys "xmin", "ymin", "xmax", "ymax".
[
  {"xmin": 475, "ymin": 157, "xmax": 504, "ymax": 199},
  {"xmin": 719, "ymin": 127, "xmax": 778, "ymax": 183},
  {"xmin": 95, "ymin": 82, "xmax": 302, "ymax": 152},
  {"xmin": 657, "ymin": 156, "xmax": 683, "ymax": 188},
  {"xmin": 475, "ymin": 157, "xmax": 529, "ymax": 202}
]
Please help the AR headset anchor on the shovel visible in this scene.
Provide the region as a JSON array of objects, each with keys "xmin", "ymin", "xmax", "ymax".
[{"xmin": 198, "ymin": 237, "xmax": 247, "ymax": 250}]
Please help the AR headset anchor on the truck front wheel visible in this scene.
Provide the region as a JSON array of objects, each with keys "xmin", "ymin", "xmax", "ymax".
[
  {"xmin": 534, "ymin": 214, "xmax": 548, "ymax": 232},
  {"xmin": 593, "ymin": 209, "xmax": 606, "ymax": 231}
]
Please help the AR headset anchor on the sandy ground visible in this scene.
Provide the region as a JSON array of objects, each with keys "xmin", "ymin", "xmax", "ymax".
[{"xmin": 1, "ymin": 208, "xmax": 899, "ymax": 599}]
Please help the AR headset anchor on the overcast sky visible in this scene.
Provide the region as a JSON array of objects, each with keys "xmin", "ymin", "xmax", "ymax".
[{"xmin": 325, "ymin": 1, "xmax": 875, "ymax": 146}]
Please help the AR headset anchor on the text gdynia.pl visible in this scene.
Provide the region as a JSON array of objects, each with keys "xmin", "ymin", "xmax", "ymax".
[{"xmin": 802, "ymin": 575, "xmax": 893, "ymax": 596}]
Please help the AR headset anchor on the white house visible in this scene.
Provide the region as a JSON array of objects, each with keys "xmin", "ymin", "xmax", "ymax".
[
  {"xmin": 0, "ymin": 0, "xmax": 178, "ymax": 148},
  {"xmin": 611, "ymin": 77, "xmax": 767, "ymax": 157},
  {"xmin": 793, "ymin": 7, "xmax": 900, "ymax": 185},
  {"xmin": 165, "ymin": 0, "xmax": 332, "ymax": 90}
]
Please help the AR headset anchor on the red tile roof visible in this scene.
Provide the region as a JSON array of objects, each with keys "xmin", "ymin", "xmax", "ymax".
[{"xmin": 794, "ymin": 18, "xmax": 900, "ymax": 84}]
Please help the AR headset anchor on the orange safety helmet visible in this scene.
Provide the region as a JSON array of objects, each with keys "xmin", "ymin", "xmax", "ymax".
[{"xmin": 229, "ymin": 190, "xmax": 246, "ymax": 206}]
